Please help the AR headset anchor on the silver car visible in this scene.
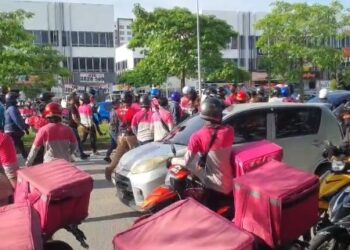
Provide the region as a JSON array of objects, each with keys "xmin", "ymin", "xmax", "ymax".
[{"xmin": 113, "ymin": 103, "xmax": 343, "ymax": 209}]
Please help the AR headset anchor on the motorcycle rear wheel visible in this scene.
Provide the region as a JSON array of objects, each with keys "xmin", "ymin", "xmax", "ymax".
[{"xmin": 310, "ymin": 232, "xmax": 349, "ymax": 250}]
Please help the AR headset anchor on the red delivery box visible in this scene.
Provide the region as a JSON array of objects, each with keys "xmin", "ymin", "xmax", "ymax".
[
  {"xmin": 232, "ymin": 140, "xmax": 283, "ymax": 177},
  {"xmin": 234, "ymin": 160, "xmax": 319, "ymax": 248},
  {"xmin": 114, "ymin": 198, "xmax": 254, "ymax": 250},
  {"xmin": 15, "ymin": 159, "xmax": 93, "ymax": 236},
  {"xmin": 0, "ymin": 202, "xmax": 43, "ymax": 250}
]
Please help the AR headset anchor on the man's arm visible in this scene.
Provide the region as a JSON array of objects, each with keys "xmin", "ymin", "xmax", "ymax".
[
  {"xmin": 1, "ymin": 134, "xmax": 18, "ymax": 188},
  {"xmin": 9, "ymin": 107, "xmax": 28, "ymax": 132},
  {"xmin": 25, "ymin": 130, "xmax": 45, "ymax": 166}
]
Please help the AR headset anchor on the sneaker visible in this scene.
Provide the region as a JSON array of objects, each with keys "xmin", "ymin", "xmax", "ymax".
[
  {"xmin": 80, "ymin": 154, "xmax": 90, "ymax": 160},
  {"xmin": 92, "ymin": 151, "xmax": 100, "ymax": 156},
  {"xmin": 105, "ymin": 167, "xmax": 112, "ymax": 181},
  {"xmin": 104, "ymin": 157, "xmax": 111, "ymax": 163}
]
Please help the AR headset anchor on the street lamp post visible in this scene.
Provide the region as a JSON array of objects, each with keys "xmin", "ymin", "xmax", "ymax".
[{"xmin": 196, "ymin": 0, "xmax": 201, "ymax": 95}]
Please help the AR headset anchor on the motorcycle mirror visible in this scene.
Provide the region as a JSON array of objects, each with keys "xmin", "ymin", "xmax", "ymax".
[{"xmin": 171, "ymin": 143, "xmax": 176, "ymax": 157}]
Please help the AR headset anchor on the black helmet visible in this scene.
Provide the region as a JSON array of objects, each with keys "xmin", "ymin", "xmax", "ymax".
[
  {"xmin": 5, "ymin": 92, "xmax": 18, "ymax": 105},
  {"xmin": 121, "ymin": 91, "xmax": 133, "ymax": 104},
  {"xmin": 200, "ymin": 97, "xmax": 223, "ymax": 123},
  {"xmin": 139, "ymin": 94, "xmax": 151, "ymax": 108},
  {"xmin": 159, "ymin": 96, "xmax": 168, "ymax": 107},
  {"xmin": 88, "ymin": 87, "xmax": 96, "ymax": 96},
  {"xmin": 79, "ymin": 92, "xmax": 90, "ymax": 104},
  {"xmin": 39, "ymin": 92, "xmax": 54, "ymax": 103},
  {"xmin": 205, "ymin": 87, "xmax": 217, "ymax": 96}
]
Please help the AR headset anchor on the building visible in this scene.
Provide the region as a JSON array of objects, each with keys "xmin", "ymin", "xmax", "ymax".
[
  {"xmin": 115, "ymin": 18, "xmax": 133, "ymax": 47},
  {"xmin": 114, "ymin": 10, "xmax": 268, "ymax": 84},
  {"xmin": 1, "ymin": 0, "xmax": 115, "ymax": 95}
]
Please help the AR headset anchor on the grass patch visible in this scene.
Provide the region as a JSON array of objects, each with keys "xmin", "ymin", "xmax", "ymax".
[{"xmin": 23, "ymin": 122, "xmax": 111, "ymax": 150}]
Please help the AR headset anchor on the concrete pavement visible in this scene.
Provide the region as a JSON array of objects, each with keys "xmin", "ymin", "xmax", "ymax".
[{"xmin": 51, "ymin": 152, "xmax": 139, "ymax": 250}]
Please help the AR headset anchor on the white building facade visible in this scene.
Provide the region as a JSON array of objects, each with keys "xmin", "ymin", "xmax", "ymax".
[
  {"xmin": 115, "ymin": 18, "xmax": 133, "ymax": 47},
  {"xmin": 1, "ymin": 1, "xmax": 115, "ymax": 94}
]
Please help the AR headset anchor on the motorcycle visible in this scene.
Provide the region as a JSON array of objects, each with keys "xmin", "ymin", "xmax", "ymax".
[
  {"xmin": 315, "ymin": 141, "xmax": 350, "ymax": 232},
  {"xmin": 140, "ymin": 144, "xmax": 232, "ymax": 220},
  {"xmin": 310, "ymin": 186, "xmax": 350, "ymax": 250}
]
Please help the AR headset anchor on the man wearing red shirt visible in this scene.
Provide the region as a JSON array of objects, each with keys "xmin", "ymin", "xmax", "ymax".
[{"xmin": 105, "ymin": 91, "xmax": 138, "ymax": 181}]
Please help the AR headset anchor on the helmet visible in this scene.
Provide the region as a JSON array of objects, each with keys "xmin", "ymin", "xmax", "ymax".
[
  {"xmin": 256, "ymin": 86, "xmax": 265, "ymax": 96},
  {"xmin": 159, "ymin": 97, "xmax": 168, "ymax": 107},
  {"xmin": 205, "ymin": 87, "xmax": 217, "ymax": 97},
  {"xmin": 170, "ymin": 91, "xmax": 181, "ymax": 102},
  {"xmin": 200, "ymin": 97, "xmax": 223, "ymax": 123},
  {"xmin": 88, "ymin": 87, "xmax": 96, "ymax": 96},
  {"xmin": 271, "ymin": 87, "xmax": 282, "ymax": 97},
  {"xmin": 236, "ymin": 91, "xmax": 248, "ymax": 103},
  {"xmin": 281, "ymin": 87, "xmax": 290, "ymax": 97},
  {"xmin": 319, "ymin": 88, "xmax": 328, "ymax": 99},
  {"xmin": 5, "ymin": 92, "xmax": 18, "ymax": 105},
  {"xmin": 121, "ymin": 91, "xmax": 133, "ymax": 104},
  {"xmin": 217, "ymin": 87, "xmax": 226, "ymax": 97},
  {"xmin": 139, "ymin": 94, "xmax": 151, "ymax": 108},
  {"xmin": 39, "ymin": 92, "xmax": 54, "ymax": 103},
  {"xmin": 150, "ymin": 88, "xmax": 160, "ymax": 98},
  {"xmin": 79, "ymin": 92, "xmax": 90, "ymax": 104},
  {"xmin": 182, "ymin": 86, "xmax": 192, "ymax": 95},
  {"xmin": 43, "ymin": 102, "xmax": 62, "ymax": 118}
]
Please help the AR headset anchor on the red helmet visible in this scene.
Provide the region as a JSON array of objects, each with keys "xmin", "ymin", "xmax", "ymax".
[
  {"xmin": 44, "ymin": 102, "xmax": 62, "ymax": 118},
  {"xmin": 236, "ymin": 91, "xmax": 248, "ymax": 103}
]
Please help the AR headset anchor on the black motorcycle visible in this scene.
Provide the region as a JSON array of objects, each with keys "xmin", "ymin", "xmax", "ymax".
[{"xmin": 310, "ymin": 186, "xmax": 350, "ymax": 250}]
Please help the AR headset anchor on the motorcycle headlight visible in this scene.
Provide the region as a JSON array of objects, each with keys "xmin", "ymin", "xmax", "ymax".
[
  {"xmin": 332, "ymin": 160, "xmax": 345, "ymax": 172},
  {"xmin": 130, "ymin": 156, "xmax": 168, "ymax": 174}
]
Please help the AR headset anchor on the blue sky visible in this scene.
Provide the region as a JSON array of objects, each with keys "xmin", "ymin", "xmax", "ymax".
[{"xmin": 15, "ymin": 0, "xmax": 350, "ymax": 18}]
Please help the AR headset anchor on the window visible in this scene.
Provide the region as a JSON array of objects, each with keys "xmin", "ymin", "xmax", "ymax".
[
  {"xmin": 32, "ymin": 30, "xmax": 41, "ymax": 44},
  {"xmin": 85, "ymin": 32, "xmax": 92, "ymax": 47},
  {"xmin": 93, "ymin": 58, "xmax": 100, "ymax": 72},
  {"xmin": 73, "ymin": 58, "xmax": 79, "ymax": 71},
  {"xmin": 100, "ymin": 33, "xmax": 107, "ymax": 47},
  {"xmin": 101, "ymin": 58, "xmax": 107, "ymax": 72},
  {"xmin": 240, "ymin": 35, "xmax": 245, "ymax": 50},
  {"xmin": 41, "ymin": 31, "xmax": 49, "ymax": 44},
  {"xmin": 227, "ymin": 111, "xmax": 267, "ymax": 144},
  {"xmin": 62, "ymin": 31, "xmax": 70, "ymax": 46},
  {"xmin": 86, "ymin": 58, "xmax": 93, "ymax": 71},
  {"xmin": 127, "ymin": 31, "xmax": 132, "ymax": 35},
  {"xmin": 249, "ymin": 36, "xmax": 255, "ymax": 49},
  {"xmin": 71, "ymin": 32, "xmax": 78, "ymax": 46},
  {"xmin": 79, "ymin": 32, "xmax": 85, "ymax": 46},
  {"xmin": 119, "ymin": 25, "xmax": 124, "ymax": 29},
  {"xmin": 50, "ymin": 31, "xmax": 58, "ymax": 46},
  {"xmin": 107, "ymin": 33, "xmax": 114, "ymax": 47},
  {"xmin": 127, "ymin": 25, "xmax": 131, "ymax": 29},
  {"xmin": 240, "ymin": 58, "xmax": 245, "ymax": 67},
  {"xmin": 275, "ymin": 107, "xmax": 321, "ymax": 138},
  {"xmin": 92, "ymin": 32, "xmax": 99, "ymax": 46},
  {"xmin": 120, "ymin": 37, "xmax": 124, "ymax": 41},
  {"xmin": 119, "ymin": 31, "xmax": 125, "ymax": 35},
  {"xmin": 79, "ymin": 58, "xmax": 86, "ymax": 71},
  {"xmin": 108, "ymin": 58, "xmax": 114, "ymax": 72},
  {"xmin": 231, "ymin": 37, "xmax": 238, "ymax": 49}
]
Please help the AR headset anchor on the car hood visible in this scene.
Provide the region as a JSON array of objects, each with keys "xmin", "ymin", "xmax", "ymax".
[{"xmin": 117, "ymin": 142, "xmax": 187, "ymax": 173}]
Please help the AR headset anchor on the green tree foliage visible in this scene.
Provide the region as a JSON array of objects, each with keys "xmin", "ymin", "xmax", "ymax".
[
  {"xmin": 0, "ymin": 10, "xmax": 69, "ymax": 92},
  {"xmin": 129, "ymin": 4, "xmax": 236, "ymax": 88},
  {"xmin": 207, "ymin": 62, "xmax": 250, "ymax": 83},
  {"xmin": 255, "ymin": 0, "xmax": 350, "ymax": 99}
]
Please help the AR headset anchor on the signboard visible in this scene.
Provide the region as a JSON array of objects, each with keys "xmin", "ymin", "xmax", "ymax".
[
  {"xmin": 79, "ymin": 73, "xmax": 105, "ymax": 83},
  {"xmin": 343, "ymin": 48, "xmax": 350, "ymax": 58}
]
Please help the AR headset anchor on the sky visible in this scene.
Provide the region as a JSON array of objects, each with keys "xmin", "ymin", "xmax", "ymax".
[{"xmin": 13, "ymin": 0, "xmax": 350, "ymax": 19}]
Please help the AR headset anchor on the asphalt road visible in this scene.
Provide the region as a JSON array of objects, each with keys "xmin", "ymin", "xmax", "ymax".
[{"xmin": 50, "ymin": 152, "xmax": 139, "ymax": 250}]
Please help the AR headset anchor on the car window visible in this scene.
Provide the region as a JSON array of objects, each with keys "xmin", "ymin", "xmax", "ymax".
[
  {"xmin": 226, "ymin": 110, "xmax": 267, "ymax": 144},
  {"xmin": 164, "ymin": 115, "xmax": 205, "ymax": 145},
  {"xmin": 275, "ymin": 107, "xmax": 321, "ymax": 139}
]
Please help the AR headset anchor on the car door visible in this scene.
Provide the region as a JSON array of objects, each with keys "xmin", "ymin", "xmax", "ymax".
[
  {"xmin": 270, "ymin": 106, "xmax": 322, "ymax": 172},
  {"xmin": 224, "ymin": 108, "xmax": 272, "ymax": 147}
]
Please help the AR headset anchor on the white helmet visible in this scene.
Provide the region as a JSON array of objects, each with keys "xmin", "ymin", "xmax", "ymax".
[
  {"xmin": 182, "ymin": 86, "xmax": 191, "ymax": 95},
  {"xmin": 319, "ymin": 88, "xmax": 328, "ymax": 99}
]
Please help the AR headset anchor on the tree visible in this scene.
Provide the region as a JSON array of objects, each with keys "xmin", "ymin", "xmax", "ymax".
[
  {"xmin": 129, "ymin": 4, "xmax": 236, "ymax": 89},
  {"xmin": 255, "ymin": 0, "xmax": 350, "ymax": 100},
  {"xmin": 207, "ymin": 62, "xmax": 250, "ymax": 83},
  {"xmin": 0, "ymin": 10, "xmax": 69, "ymax": 93}
]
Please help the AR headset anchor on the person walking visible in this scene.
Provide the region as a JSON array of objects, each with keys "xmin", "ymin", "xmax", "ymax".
[
  {"xmin": 4, "ymin": 92, "xmax": 29, "ymax": 159},
  {"xmin": 25, "ymin": 102, "xmax": 77, "ymax": 166},
  {"xmin": 169, "ymin": 91, "xmax": 182, "ymax": 125},
  {"xmin": 105, "ymin": 91, "xmax": 138, "ymax": 181},
  {"xmin": 104, "ymin": 98, "xmax": 119, "ymax": 163}
]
